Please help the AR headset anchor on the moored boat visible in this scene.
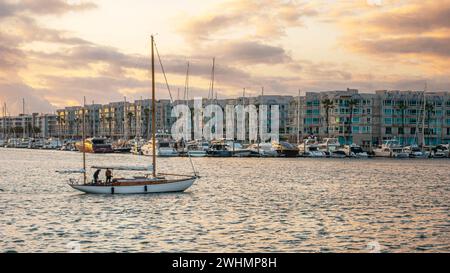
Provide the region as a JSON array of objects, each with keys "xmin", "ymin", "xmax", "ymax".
[
  {"xmin": 343, "ymin": 144, "xmax": 369, "ymax": 158},
  {"xmin": 75, "ymin": 137, "xmax": 114, "ymax": 153},
  {"xmin": 298, "ymin": 139, "xmax": 326, "ymax": 157},
  {"xmin": 248, "ymin": 143, "xmax": 278, "ymax": 157},
  {"xmin": 273, "ymin": 141, "xmax": 299, "ymax": 157}
]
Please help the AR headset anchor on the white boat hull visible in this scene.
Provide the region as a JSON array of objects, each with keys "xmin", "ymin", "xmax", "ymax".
[
  {"xmin": 70, "ymin": 179, "xmax": 196, "ymax": 194},
  {"xmin": 187, "ymin": 151, "xmax": 207, "ymax": 157}
]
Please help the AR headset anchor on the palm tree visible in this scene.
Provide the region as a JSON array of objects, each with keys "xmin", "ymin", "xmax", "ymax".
[
  {"xmin": 106, "ymin": 116, "xmax": 113, "ymax": 138},
  {"xmin": 56, "ymin": 116, "xmax": 61, "ymax": 138},
  {"xmin": 321, "ymin": 97, "xmax": 334, "ymax": 137},
  {"xmin": 74, "ymin": 117, "xmax": 80, "ymax": 138},
  {"xmin": 347, "ymin": 99, "xmax": 358, "ymax": 144},
  {"xmin": 397, "ymin": 101, "xmax": 407, "ymax": 145},
  {"xmin": 144, "ymin": 107, "xmax": 150, "ymax": 139},
  {"xmin": 127, "ymin": 112, "xmax": 134, "ymax": 139}
]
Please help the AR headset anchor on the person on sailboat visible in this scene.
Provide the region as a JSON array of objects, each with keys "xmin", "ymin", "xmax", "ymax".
[
  {"xmin": 93, "ymin": 169, "xmax": 101, "ymax": 184},
  {"xmin": 105, "ymin": 169, "xmax": 113, "ymax": 184}
]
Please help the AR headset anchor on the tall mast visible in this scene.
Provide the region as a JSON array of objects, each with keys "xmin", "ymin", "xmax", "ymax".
[
  {"xmin": 209, "ymin": 57, "xmax": 215, "ymax": 102},
  {"xmin": 82, "ymin": 97, "xmax": 87, "ymax": 184},
  {"xmin": 124, "ymin": 96, "xmax": 128, "ymax": 140},
  {"xmin": 151, "ymin": 35, "xmax": 157, "ymax": 177},
  {"xmin": 297, "ymin": 89, "xmax": 301, "ymax": 144},
  {"xmin": 92, "ymin": 100, "xmax": 95, "ymax": 138},
  {"xmin": 422, "ymin": 83, "xmax": 427, "ymax": 146},
  {"xmin": 1, "ymin": 103, "xmax": 4, "ymax": 139},
  {"xmin": 22, "ymin": 98, "xmax": 26, "ymax": 139}
]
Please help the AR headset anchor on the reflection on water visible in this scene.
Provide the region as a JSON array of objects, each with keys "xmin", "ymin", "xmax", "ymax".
[{"xmin": 0, "ymin": 148, "xmax": 449, "ymax": 252}]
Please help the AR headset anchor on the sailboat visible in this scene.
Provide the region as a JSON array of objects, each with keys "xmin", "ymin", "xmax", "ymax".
[{"xmin": 58, "ymin": 36, "xmax": 198, "ymax": 194}]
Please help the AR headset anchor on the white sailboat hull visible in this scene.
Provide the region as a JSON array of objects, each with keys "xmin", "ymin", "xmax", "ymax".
[{"xmin": 70, "ymin": 178, "xmax": 196, "ymax": 194}]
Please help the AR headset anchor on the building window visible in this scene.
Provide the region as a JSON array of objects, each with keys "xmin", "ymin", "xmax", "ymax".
[
  {"xmin": 384, "ymin": 118, "xmax": 392, "ymax": 125},
  {"xmin": 385, "ymin": 127, "xmax": 392, "ymax": 134}
]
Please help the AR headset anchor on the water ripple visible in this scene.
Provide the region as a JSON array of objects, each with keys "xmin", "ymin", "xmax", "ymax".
[{"xmin": 0, "ymin": 148, "xmax": 449, "ymax": 252}]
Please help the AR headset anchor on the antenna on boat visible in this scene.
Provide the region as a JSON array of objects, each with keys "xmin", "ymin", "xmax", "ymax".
[{"xmin": 82, "ymin": 96, "xmax": 87, "ymax": 184}]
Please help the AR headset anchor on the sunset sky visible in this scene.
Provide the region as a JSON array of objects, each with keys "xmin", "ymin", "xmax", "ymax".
[{"xmin": 0, "ymin": 0, "xmax": 449, "ymax": 114}]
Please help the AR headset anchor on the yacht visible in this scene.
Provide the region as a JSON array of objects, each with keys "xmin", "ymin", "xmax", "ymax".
[
  {"xmin": 141, "ymin": 137, "xmax": 178, "ymax": 157},
  {"xmin": 298, "ymin": 139, "xmax": 326, "ymax": 157},
  {"xmin": 112, "ymin": 139, "xmax": 132, "ymax": 153},
  {"xmin": 207, "ymin": 141, "xmax": 232, "ymax": 157},
  {"xmin": 184, "ymin": 141, "xmax": 208, "ymax": 157},
  {"xmin": 75, "ymin": 137, "xmax": 114, "ymax": 153},
  {"xmin": 343, "ymin": 144, "xmax": 369, "ymax": 158},
  {"xmin": 43, "ymin": 138, "xmax": 62, "ymax": 149},
  {"xmin": 318, "ymin": 138, "xmax": 341, "ymax": 155},
  {"xmin": 28, "ymin": 138, "xmax": 44, "ymax": 149},
  {"xmin": 248, "ymin": 143, "xmax": 278, "ymax": 157},
  {"xmin": 374, "ymin": 139, "xmax": 409, "ymax": 158},
  {"xmin": 432, "ymin": 144, "xmax": 449, "ymax": 158},
  {"xmin": 272, "ymin": 141, "xmax": 299, "ymax": 157},
  {"xmin": 330, "ymin": 150, "xmax": 347, "ymax": 158},
  {"xmin": 225, "ymin": 141, "xmax": 252, "ymax": 157},
  {"xmin": 403, "ymin": 145, "xmax": 430, "ymax": 158}
]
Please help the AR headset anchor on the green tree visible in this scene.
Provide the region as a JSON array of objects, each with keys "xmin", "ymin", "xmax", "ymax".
[
  {"xmin": 127, "ymin": 112, "xmax": 134, "ymax": 139},
  {"xmin": 321, "ymin": 97, "xmax": 334, "ymax": 137}
]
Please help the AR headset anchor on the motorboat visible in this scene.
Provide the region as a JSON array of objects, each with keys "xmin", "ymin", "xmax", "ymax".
[
  {"xmin": 207, "ymin": 141, "xmax": 232, "ymax": 157},
  {"xmin": 183, "ymin": 141, "xmax": 207, "ymax": 157},
  {"xmin": 42, "ymin": 138, "xmax": 62, "ymax": 149},
  {"xmin": 75, "ymin": 137, "xmax": 114, "ymax": 153},
  {"xmin": 298, "ymin": 139, "xmax": 326, "ymax": 157},
  {"xmin": 318, "ymin": 138, "xmax": 341, "ymax": 154},
  {"xmin": 225, "ymin": 141, "xmax": 252, "ymax": 157},
  {"xmin": 28, "ymin": 138, "xmax": 45, "ymax": 149},
  {"xmin": 330, "ymin": 150, "xmax": 347, "ymax": 158},
  {"xmin": 61, "ymin": 141, "xmax": 77, "ymax": 151},
  {"xmin": 248, "ymin": 143, "xmax": 278, "ymax": 157},
  {"xmin": 112, "ymin": 139, "xmax": 132, "ymax": 153},
  {"xmin": 403, "ymin": 145, "xmax": 430, "ymax": 158},
  {"xmin": 343, "ymin": 144, "xmax": 369, "ymax": 158},
  {"xmin": 373, "ymin": 139, "xmax": 409, "ymax": 158},
  {"xmin": 272, "ymin": 141, "xmax": 299, "ymax": 157},
  {"xmin": 432, "ymin": 144, "xmax": 449, "ymax": 158},
  {"xmin": 58, "ymin": 36, "xmax": 198, "ymax": 195},
  {"xmin": 141, "ymin": 138, "xmax": 178, "ymax": 157}
]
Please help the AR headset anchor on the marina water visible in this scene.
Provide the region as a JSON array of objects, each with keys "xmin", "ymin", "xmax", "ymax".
[{"xmin": 0, "ymin": 148, "xmax": 449, "ymax": 252}]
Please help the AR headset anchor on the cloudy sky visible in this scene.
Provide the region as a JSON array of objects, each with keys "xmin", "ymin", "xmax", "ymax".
[{"xmin": 0, "ymin": 0, "xmax": 449, "ymax": 114}]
